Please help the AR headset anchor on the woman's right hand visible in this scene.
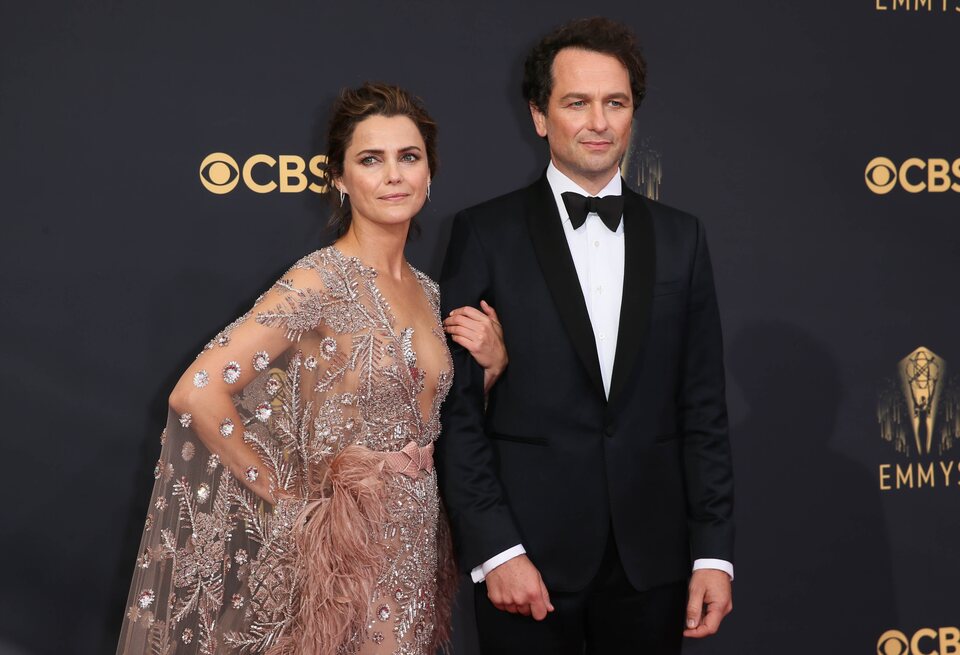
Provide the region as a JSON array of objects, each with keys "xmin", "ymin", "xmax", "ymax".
[{"xmin": 443, "ymin": 300, "xmax": 508, "ymax": 393}]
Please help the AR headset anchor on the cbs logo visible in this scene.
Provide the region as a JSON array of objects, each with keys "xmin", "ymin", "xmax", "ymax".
[
  {"xmin": 878, "ymin": 627, "xmax": 960, "ymax": 655},
  {"xmin": 199, "ymin": 153, "xmax": 330, "ymax": 195},
  {"xmin": 865, "ymin": 157, "xmax": 960, "ymax": 195}
]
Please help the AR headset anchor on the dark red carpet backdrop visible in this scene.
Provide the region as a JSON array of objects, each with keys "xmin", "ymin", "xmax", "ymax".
[{"xmin": 1, "ymin": 2, "xmax": 958, "ymax": 653}]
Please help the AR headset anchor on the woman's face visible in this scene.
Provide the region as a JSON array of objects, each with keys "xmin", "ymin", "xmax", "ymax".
[{"xmin": 336, "ymin": 114, "xmax": 429, "ymax": 233}]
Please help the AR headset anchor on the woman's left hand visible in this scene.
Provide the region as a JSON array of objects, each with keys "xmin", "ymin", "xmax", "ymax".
[{"xmin": 444, "ymin": 300, "xmax": 508, "ymax": 393}]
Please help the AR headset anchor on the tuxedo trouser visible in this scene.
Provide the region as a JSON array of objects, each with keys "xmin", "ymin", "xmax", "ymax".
[{"xmin": 474, "ymin": 527, "xmax": 687, "ymax": 655}]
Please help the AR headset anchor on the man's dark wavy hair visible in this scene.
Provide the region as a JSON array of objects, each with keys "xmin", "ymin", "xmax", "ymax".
[{"xmin": 522, "ymin": 17, "xmax": 647, "ymax": 114}]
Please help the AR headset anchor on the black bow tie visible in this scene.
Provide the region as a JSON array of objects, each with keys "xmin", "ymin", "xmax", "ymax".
[{"xmin": 561, "ymin": 192, "xmax": 624, "ymax": 231}]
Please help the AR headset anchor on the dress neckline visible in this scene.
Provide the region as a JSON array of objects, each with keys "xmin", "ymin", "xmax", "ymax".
[
  {"xmin": 325, "ymin": 244, "xmax": 451, "ymax": 436},
  {"xmin": 328, "ymin": 243, "xmax": 419, "ymax": 282}
]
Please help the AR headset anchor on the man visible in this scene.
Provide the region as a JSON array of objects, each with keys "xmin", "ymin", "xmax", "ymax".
[{"xmin": 438, "ymin": 17, "xmax": 734, "ymax": 654}]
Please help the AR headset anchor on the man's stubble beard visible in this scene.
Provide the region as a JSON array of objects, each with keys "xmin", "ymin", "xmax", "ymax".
[{"xmin": 565, "ymin": 147, "xmax": 626, "ymax": 186}]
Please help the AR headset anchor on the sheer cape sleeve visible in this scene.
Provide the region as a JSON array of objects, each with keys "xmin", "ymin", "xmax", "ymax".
[{"xmin": 116, "ymin": 251, "xmax": 407, "ymax": 654}]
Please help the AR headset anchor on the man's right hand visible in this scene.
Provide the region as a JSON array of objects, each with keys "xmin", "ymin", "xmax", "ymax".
[{"xmin": 484, "ymin": 554, "xmax": 555, "ymax": 620}]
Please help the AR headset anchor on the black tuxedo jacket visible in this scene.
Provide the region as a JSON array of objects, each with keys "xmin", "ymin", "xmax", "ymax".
[{"xmin": 437, "ymin": 175, "xmax": 734, "ymax": 593}]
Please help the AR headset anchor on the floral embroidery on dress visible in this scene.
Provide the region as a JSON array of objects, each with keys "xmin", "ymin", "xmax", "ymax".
[{"xmin": 118, "ymin": 247, "xmax": 455, "ymax": 655}]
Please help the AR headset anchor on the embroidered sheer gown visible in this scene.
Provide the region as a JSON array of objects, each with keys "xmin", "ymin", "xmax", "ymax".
[{"xmin": 117, "ymin": 246, "xmax": 456, "ymax": 655}]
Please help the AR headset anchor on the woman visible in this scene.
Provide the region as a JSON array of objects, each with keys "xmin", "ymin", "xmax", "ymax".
[{"xmin": 117, "ymin": 83, "xmax": 506, "ymax": 654}]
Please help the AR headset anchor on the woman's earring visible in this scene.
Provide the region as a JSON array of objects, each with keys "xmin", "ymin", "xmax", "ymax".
[
  {"xmin": 339, "ymin": 188, "xmax": 346, "ymax": 207},
  {"xmin": 426, "ymin": 179, "xmax": 431, "ymax": 202}
]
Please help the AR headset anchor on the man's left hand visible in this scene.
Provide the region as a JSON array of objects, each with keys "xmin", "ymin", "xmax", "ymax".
[{"xmin": 683, "ymin": 568, "xmax": 732, "ymax": 638}]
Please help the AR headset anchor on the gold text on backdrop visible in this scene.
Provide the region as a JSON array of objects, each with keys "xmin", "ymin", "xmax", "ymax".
[
  {"xmin": 877, "ymin": 628, "xmax": 960, "ymax": 655},
  {"xmin": 199, "ymin": 153, "xmax": 329, "ymax": 194},
  {"xmin": 865, "ymin": 157, "xmax": 960, "ymax": 194},
  {"xmin": 875, "ymin": 0, "xmax": 960, "ymax": 11}
]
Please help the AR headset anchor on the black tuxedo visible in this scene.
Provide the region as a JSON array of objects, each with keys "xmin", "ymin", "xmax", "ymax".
[{"xmin": 437, "ymin": 174, "xmax": 734, "ymax": 599}]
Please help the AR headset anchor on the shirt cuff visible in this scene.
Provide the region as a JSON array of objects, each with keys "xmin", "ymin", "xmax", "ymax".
[
  {"xmin": 693, "ymin": 558, "xmax": 734, "ymax": 581},
  {"xmin": 470, "ymin": 544, "xmax": 526, "ymax": 583}
]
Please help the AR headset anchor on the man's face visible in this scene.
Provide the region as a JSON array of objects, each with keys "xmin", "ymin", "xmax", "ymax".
[{"xmin": 531, "ymin": 48, "xmax": 634, "ymax": 193}]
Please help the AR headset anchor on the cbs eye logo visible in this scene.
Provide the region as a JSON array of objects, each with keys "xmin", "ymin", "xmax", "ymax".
[
  {"xmin": 865, "ymin": 156, "xmax": 960, "ymax": 195},
  {"xmin": 877, "ymin": 627, "xmax": 960, "ymax": 655},
  {"xmin": 878, "ymin": 630, "xmax": 910, "ymax": 655},
  {"xmin": 200, "ymin": 152, "xmax": 329, "ymax": 195}
]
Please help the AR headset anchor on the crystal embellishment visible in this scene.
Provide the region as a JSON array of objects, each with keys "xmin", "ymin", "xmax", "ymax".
[
  {"xmin": 244, "ymin": 466, "xmax": 258, "ymax": 482},
  {"xmin": 222, "ymin": 361, "xmax": 241, "ymax": 384},
  {"xmin": 181, "ymin": 442, "xmax": 195, "ymax": 462},
  {"xmin": 254, "ymin": 402, "xmax": 272, "ymax": 422},
  {"xmin": 265, "ymin": 377, "xmax": 281, "ymax": 396},
  {"xmin": 219, "ymin": 418, "xmax": 234, "ymax": 437},
  {"xmin": 400, "ymin": 327, "xmax": 417, "ymax": 368},
  {"xmin": 179, "ymin": 413, "xmax": 192, "ymax": 428},
  {"xmin": 253, "ymin": 351, "xmax": 270, "ymax": 371},
  {"xmin": 196, "ymin": 483, "xmax": 211, "ymax": 502},
  {"xmin": 304, "ymin": 356, "xmax": 317, "ymax": 370},
  {"xmin": 137, "ymin": 589, "xmax": 156, "ymax": 609},
  {"xmin": 193, "ymin": 370, "xmax": 209, "ymax": 388},
  {"xmin": 377, "ymin": 605, "xmax": 391, "ymax": 622},
  {"xmin": 320, "ymin": 337, "xmax": 338, "ymax": 360},
  {"xmin": 181, "ymin": 628, "xmax": 193, "ymax": 644}
]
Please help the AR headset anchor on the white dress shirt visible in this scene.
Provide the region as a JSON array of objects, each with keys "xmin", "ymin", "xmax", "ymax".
[{"xmin": 471, "ymin": 162, "xmax": 733, "ymax": 583}]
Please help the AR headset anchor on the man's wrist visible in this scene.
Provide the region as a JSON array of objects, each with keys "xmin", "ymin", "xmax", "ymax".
[
  {"xmin": 470, "ymin": 544, "xmax": 526, "ymax": 583},
  {"xmin": 692, "ymin": 558, "xmax": 734, "ymax": 581}
]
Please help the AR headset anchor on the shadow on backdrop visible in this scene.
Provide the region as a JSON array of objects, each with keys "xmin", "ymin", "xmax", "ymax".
[
  {"xmin": 685, "ymin": 320, "xmax": 896, "ymax": 654},
  {"xmin": 428, "ymin": 41, "xmax": 547, "ymax": 279}
]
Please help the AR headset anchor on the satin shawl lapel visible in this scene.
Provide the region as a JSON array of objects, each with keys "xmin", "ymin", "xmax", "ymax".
[
  {"xmin": 608, "ymin": 188, "xmax": 655, "ymax": 409},
  {"xmin": 525, "ymin": 176, "xmax": 606, "ymax": 400}
]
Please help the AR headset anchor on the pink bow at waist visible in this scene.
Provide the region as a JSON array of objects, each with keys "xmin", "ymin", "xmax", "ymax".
[{"xmin": 381, "ymin": 440, "xmax": 434, "ymax": 479}]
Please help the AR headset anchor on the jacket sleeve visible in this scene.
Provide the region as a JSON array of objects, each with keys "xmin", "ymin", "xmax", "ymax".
[
  {"xmin": 436, "ymin": 210, "xmax": 523, "ymax": 572},
  {"xmin": 680, "ymin": 217, "xmax": 735, "ymax": 563}
]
